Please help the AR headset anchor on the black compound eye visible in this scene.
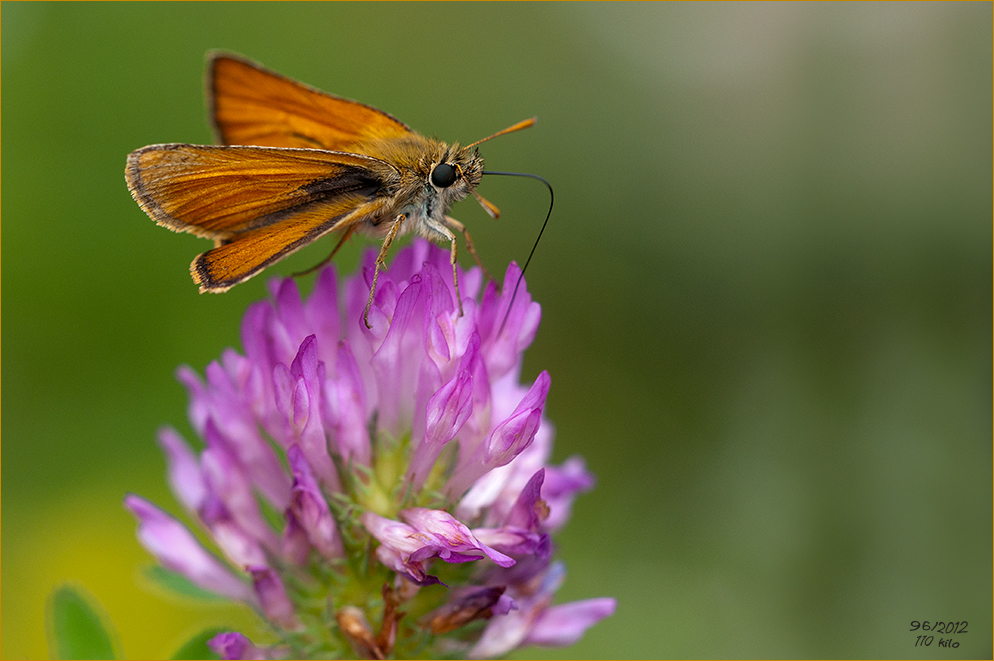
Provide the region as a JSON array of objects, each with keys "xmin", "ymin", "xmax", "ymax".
[{"xmin": 431, "ymin": 163, "xmax": 458, "ymax": 188}]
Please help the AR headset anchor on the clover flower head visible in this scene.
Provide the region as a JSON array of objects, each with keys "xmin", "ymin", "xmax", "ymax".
[{"xmin": 126, "ymin": 240, "xmax": 614, "ymax": 658}]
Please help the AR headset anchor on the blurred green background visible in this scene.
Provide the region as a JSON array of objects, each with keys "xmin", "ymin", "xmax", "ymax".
[{"xmin": 3, "ymin": 2, "xmax": 991, "ymax": 658}]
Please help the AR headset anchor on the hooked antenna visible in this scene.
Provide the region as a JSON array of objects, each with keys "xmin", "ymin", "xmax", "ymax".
[
  {"xmin": 461, "ymin": 117, "xmax": 538, "ymax": 221},
  {"xmin": 480, "ymin": 170, "xmax": 554, "ymax": 336},
  {"xmin": 467, "ymin": 117, "xmax": 536, "ymax": 150}
]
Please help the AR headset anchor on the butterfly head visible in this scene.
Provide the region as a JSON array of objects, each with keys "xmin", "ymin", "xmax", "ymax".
[{"xmin": 429, "ymin": 144, "xmax": 499, "ymax": 219}]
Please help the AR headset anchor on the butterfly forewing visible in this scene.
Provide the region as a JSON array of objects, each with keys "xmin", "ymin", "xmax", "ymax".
[
  {"xmin": 209, "ymin": 53, "xmax": 412, "ymax": 150},
  {"xmin": 126, "ymin": 143, "xmax": 398, "ymax": 292},
  {"xmin": 126, "ymin": 144, "xmax": 392, "ymax": 238}
]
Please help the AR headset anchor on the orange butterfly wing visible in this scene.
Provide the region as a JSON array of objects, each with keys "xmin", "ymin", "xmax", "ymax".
[
  {"xmin": 190, "ymin": 199, "xmax": 388, "ymax": 292},
  {"xmin": 208, "ymin": 53, "xmax": 413, "ymax": 150},
  {"xmin": 126, "ymin": 143, "xmax": 396, "ymax": 291}
]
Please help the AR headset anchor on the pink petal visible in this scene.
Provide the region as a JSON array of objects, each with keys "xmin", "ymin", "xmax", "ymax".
[
  {"xmin": 156, "ymin": 427, "xmax": 205, "ymax": 514},
  {"xmin": 124, "ymin": 494, "xmax": 253, "ymax": 603},
  {"xmin": 524, "ymin": 598, "xmax": 617, "ymax": 647}
]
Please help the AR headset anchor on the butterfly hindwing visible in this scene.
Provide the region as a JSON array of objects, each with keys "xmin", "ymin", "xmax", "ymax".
[{"xmin": 190, "ymin": 194, "xmax": 390, "ymax": 292}]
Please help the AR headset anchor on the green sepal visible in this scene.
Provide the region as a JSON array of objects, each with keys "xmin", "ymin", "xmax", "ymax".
[
  {"xmin": 169, "ymin": 627, "xmax": 226, "ymax": 659},
  {"xmin": 46, "ymin": 584, "xmax": 120, "ymax": 660},
  {"xmin": 143, "ymin": 565, "xmax": 232, "ymax": 602}
]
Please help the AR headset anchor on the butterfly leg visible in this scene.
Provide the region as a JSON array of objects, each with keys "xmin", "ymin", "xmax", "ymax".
[
  {"xmin": 444, "ymin": 215, "xmax": 495, "ymax": 283},
  {"xmin": 292, "ymin": 225, "xmax": 356, "ymax": 278},
  {"xmin": 421, "ymin": 216, "xmax": 465, "ymax": 318},
  {"xmin": 446, "ymin": 229, "xmax": 465, "ymax": 319},
  {"xmin": 364, "ymin": 215, "xmax": 405, "ymax": 328}
]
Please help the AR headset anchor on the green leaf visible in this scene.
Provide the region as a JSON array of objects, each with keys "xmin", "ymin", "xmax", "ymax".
[
  {"xmin": 143, "ymin": 565, "xmax": 231, "ymax": 602},
  {"xmin": 47, "ymin": 585, "xmax": 119, "ymax": 660},
  {"xmin": 170, "ymin": 627, "xmax": 225, "ymax": 660}
]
